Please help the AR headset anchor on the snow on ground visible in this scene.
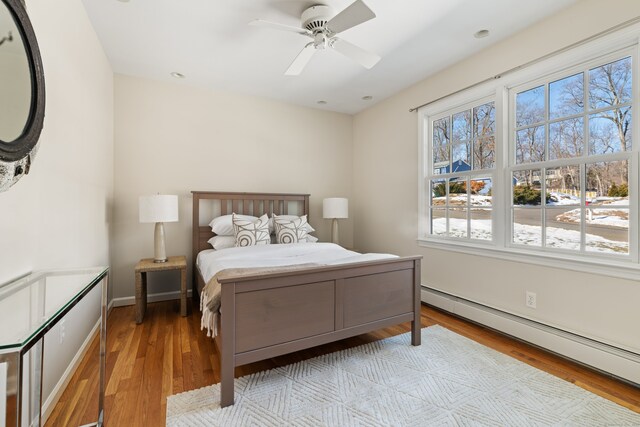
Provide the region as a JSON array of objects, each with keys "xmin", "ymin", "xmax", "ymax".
[
  {"xmin": 432, "ymin": 218, "xmax": 491, "ymax": 240},
  {"xmin": 548, "ymin": 192, "xmax": 580, "ymax": 206},
  {"xmin": 589, "ymin": 197, "xmax": 629, "ymax": 206},
  {"xmin": 432, "ymin": 195, "xmax": 492, "ymax": 206},
  {"xmin": 432, "ymin": 218, "xmax": 628, "ymax": 253},
  {"xmin": 556, "ymin": 208, "xmax": 629, "ymax": 228}
]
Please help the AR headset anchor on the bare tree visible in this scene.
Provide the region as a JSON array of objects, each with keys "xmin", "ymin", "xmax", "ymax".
[
  {"xmin": 433, "ymin": 117, "xmax": 450, "ymax": 167},
  {"xmin": 561, "ymin": 57, "xmax": 631, "ymax": 186},
  {"xmin": 516, "ymin": 126, "xmax": 544, "ymax": 164},
  {"xmin": 473, "ymin": 103, "xmax": 495, "ymax": 169},
  {"xmin": 515, "ymin": 87, "xmax": 545, "ymax": 164}
]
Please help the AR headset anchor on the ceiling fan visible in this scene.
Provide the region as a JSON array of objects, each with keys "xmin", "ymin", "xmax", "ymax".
[{"xmin": 250, "ymin": 0, "xmax": 380, "ymax": 76}]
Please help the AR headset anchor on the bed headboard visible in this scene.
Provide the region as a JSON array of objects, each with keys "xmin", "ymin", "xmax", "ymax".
[{"xmin": 191, "ymin": 190, "xmax": 310, "ymax": 270}]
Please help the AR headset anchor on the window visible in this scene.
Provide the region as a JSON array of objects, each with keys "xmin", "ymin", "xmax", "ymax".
[
  {"xmin": 419, "ymin": 39, "xmax": 637, "ymax": 272},
  {"xmin": 427, "ymin": 99, "xmax": 496, "ymax": 242},
  {"xmin": 510, "ymin": 56, "xmax": 632, "ymax": 255}
]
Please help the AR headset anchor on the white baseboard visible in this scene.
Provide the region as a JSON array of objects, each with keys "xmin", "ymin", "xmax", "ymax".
[
  {"xmin": 421, "ymin": 287, "xmax": 640, "ymax": 386},
  {"xmin": 41, "ymin": 300, "xmax": 115, "ymax": 424},
  {"xmin": 111, "ymin": 289, "xmax": 193, "ymax": 308}
]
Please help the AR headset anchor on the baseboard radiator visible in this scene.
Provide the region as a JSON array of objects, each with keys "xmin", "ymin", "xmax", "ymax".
[{"xmin": 421, "ymin": 287, "xmax": 640, "ymax": 386}]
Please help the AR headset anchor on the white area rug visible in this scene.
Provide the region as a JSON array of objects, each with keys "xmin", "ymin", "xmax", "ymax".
[{"xmin": 166, "ymin": 326, "xmax": 640, "ymax": 426}]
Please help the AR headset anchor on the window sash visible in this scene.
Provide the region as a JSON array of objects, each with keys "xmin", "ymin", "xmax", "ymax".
[
  {"xmin": 425, "ymin": 97, "xmax": 497, "ymax": 243},
  {"xmin": 507, "ymin": 50, "xmax": 634, "ymax": 258}
]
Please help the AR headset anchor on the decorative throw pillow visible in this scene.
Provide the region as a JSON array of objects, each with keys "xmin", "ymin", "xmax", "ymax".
[
  {"xmin": 273, "ymin": 214, "xmax": 309, "ymax": 244},
  {"xmin": 233, "ymin": 213, "xmax": 270, "ymax": 247},
  {"xmin": 272, "ymin": 215, "xmax": 316, "ymax": 233}
]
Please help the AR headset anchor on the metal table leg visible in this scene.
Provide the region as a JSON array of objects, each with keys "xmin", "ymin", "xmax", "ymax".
[
  {"xmin": 0, "ymin": 351, "xmax": 21, "ymax": 426},
  {"xmin": 98, "ymin": 274, "xmax": 108, "ymax": 426}
]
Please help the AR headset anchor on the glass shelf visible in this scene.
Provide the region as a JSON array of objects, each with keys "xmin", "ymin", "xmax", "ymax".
[{"xmin": 0, "ymin": 267, "xmax": 108, "ymax": 352}]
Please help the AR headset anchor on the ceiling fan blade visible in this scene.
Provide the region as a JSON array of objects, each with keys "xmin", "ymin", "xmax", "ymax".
[
  {"xmin": 325, "ymin": 0, "xmax": 376, "ymax": 35},
  {"xmin": 331, "ymin": 38, "xmax": 380, "ymax": 69},
  {"xmin": 285, "ymin": 43, "xmax": 316, "ymax": 76},
  {"xmin": 249, "ymin": 19, "xmax": 311, "ymax": 37}
]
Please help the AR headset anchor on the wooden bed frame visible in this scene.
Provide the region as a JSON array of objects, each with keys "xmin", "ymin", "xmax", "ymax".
[{"xmin": 191, "ymin": 191, "xmax": 422, "ymax": 407}]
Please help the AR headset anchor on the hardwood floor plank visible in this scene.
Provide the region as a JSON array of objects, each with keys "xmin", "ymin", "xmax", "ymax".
[
  {"xmin": 44, "ymin": 301, "xmax": 640, "ymax": 426},
  {"xmin": 171, "ymin": 316, "xmax": 183, "ymax": 393},
  {"xmin": 105, "ymin": 313, "xmax": 139, "ymax": 396},
  {"xmin": 162, "ymin": 321, "xmax": 174, "ymax": 404}
]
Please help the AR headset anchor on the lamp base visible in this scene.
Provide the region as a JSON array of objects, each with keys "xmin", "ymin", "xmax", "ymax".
[
  {"xmin": 154, "ymin": 222, "xmax": 168, "ymax": 263},
  {"xmin": 331, "ymin": 218, "xmax": 340, "ymax": 245}
]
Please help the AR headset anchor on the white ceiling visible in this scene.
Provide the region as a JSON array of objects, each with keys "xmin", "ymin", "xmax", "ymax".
[{"xmin": 82, "ymin": 0, "xmax": 576, "ymax": 114}]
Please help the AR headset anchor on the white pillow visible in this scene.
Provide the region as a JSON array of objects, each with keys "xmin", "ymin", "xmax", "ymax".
[
  {"xmin": 207, "ymin": 235, "xmax": 236, "ymax": 250},
  {"xmin": 271, "ymin": 214, "xmax": 315, "ymax": 233},
  {"xmin": 273, "ymin": 214, "xmax": 309, "ymax": 244},
  {"xmin": 304, "ymin": 235, "xmax": 318, "ymax": 243},
  {"xmin": 233, "ymin": 214, "xmax": 270, "ymax": 247},
  {"xmin": 209, "ymin": 214, "xmax": 257, "ymax": 236}
]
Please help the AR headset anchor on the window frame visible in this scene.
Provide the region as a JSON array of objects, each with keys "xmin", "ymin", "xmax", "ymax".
[
  {"xmin": 422, "ymin": 95, "xmax": 498, "ymax": 244},
  {"xmin": 417, "ymin": 25, "xmax": 640, "ymax": 280},
  {"xmin": 507, "ymin": 48, "xmax": 636, "ymax": 260}
]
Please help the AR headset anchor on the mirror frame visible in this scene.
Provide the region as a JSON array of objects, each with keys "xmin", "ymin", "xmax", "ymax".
[{"xmin": 0, "ymin": 0, "xmax": 45, "ymax": 189}]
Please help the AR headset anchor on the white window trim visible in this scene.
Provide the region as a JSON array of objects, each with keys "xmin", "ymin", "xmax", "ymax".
[{"xmin": 417, "ymin": 23, "xmax": 640, "ymax": 280}]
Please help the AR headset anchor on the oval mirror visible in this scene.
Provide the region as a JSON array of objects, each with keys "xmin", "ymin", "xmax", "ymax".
[{"xmin": 0, "ymin": 0, "xmax": 45, "ymax": 192}]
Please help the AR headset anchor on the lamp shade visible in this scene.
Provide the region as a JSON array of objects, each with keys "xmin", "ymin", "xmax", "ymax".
[
  {"xmin": 323, "ymin": 198, "xmax": 348, "ymax": 219},
  {"xmin": 139, "ymin": 195, "xmax": 179, "ymax": 223}
]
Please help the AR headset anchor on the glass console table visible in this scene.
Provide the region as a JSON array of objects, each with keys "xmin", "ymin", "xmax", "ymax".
[{"xmin": 0, "ymin": 267, "xmax": 109, "ymax": 427}]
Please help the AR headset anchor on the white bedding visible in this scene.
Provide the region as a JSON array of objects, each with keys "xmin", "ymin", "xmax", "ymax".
[
  {"xmin": 197, "ymin": 243, "xmax": 397, "ymax": 338},
  {"xmin": 196, "ymin": 242, "xmax": 396, "ymax": 284}
]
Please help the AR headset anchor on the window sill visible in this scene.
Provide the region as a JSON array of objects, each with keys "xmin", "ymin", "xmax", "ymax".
[{"xmin": 417, "ymin": 238, "xmax": 640, "ymax": 281}]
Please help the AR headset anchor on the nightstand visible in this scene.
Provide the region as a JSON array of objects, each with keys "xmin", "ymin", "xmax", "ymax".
[{"xmin": 134, "ymin": 255, "xmax": 187, "ymax": 323}]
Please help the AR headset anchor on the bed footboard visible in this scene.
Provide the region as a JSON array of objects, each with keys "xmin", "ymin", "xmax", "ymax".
[{"xmin": 217, "ymin": 256, "xmax": 422, "ymax": 407}]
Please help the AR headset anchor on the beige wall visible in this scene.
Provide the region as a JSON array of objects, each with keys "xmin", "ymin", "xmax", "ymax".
[
  {"xmin": 112, "ymin": 74, "xmax": 353, "ymax": 300},
  {"xmin": 0, "ymin": 0, "xmax": 113, "ymax": 415},
  {"xmin": 353, "ymin": 0, "xmax": 640, "ymax": 355}
]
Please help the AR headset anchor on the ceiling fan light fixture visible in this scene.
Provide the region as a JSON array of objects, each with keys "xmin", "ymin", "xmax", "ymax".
[
  {"xmin": 314, "ymin": 32, "xmax": 328, "ymax": 49},
  {"xmin": 474, "ymin": 29, "xmax": 490, "ymax": 39}
]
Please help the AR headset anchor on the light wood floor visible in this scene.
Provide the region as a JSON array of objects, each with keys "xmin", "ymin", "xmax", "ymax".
[{"xmin": 45, "ymin": 299, "xmax": 640, "ymax": 426}]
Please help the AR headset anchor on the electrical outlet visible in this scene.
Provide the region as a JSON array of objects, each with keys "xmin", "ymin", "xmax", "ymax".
[
  {"xmin": 59, "ymin": 319, "xmax": 66, "ymax": 344},
  {"xmin": 526, "ymin": 291, "xmax": 537, "ymax": 309}
]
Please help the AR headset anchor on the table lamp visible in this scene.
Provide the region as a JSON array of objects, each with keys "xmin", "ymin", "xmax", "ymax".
[
  {"xmin": 139, "ymin": 194, "xmax": 179, "ymax": 263},
  {"xmin": 323, "ymin": 198, "xmax": 348, "ymax": 245}
]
